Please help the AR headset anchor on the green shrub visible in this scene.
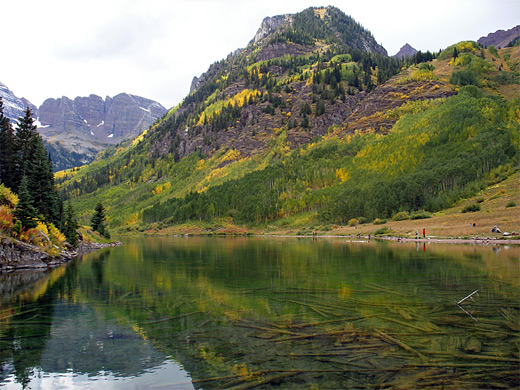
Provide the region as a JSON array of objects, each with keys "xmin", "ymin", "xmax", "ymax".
[
  {"xmin": 450, "ymin": 69, "xmax": 479, "ymax": 86},
  {"xmin": 410, "ymin": 210, "xmax": 432, "ymax": 220},
  {"xmin": 373, "ymin": 218, "xmax": 387, "ymax": 225},
  {"xmin": 506, "ymin": 201, "xmax": 516, "ymax": 208},
  {"xmin": 374, "ymin": 226, "xmax": 391, "ymax": 236},
  {"xmin": 392, "ymin": 211, "xmax": 410, "ymax": 221},
  {"xmin": 461, "ymin": 204, "xmax": 481, "ymax": 213},
  {"xmin": 488, "ymin": 45, "xmax": 499, "ymax": 57}
]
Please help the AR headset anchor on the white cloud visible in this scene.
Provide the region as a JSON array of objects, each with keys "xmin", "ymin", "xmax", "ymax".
[{"xmin": 1, "ymin": 0, "xmax": 518, "ymax": 109}]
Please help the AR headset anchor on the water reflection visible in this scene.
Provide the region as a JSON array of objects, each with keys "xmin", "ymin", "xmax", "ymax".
[{"xmin": 0, "ymin": 237, "xmax": 518, "ymax": 389}]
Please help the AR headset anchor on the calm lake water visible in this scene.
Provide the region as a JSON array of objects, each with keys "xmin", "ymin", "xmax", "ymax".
[{"xmin": 0, "ymin": 237, "xmax": 518, "ymax": 389}]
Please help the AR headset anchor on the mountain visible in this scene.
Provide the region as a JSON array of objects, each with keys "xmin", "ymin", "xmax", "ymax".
[
  {"xmin": 0, "ymin": 82, "xmax": 37, "ymax": 122},
  {"xmin": 0, "ymin": 81, "xmax": 167, "ymax": 171},
  {"xmin": 57, "ymin": 8, "xmax": 519, "ymax": 233},
  {"xmin": 38, "ymin": 93, "xmax": 166, "ymax": 144},
  {"xmin": 145, "ymin": 6, "xmax": 397, "ymax": 163},
  {"xmin": 393, "ymin": 43, "xmax": 418, "ymax": 59},
  {"xmin": 477, "ymin": 25, "xmax": 520, "ymax": 48},
  {"xmin": 38, "ymin": 93, "xmax": 166, "ymax": 170}
]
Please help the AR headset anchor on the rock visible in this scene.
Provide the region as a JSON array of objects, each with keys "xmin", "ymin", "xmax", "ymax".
[
  {"xmin": 253, "ymin": 15, "xmax": 292, "ymax": 44},
  {"xmin": 39, "ymin": 93, "xmax": 166, "ymax": 145},
  {"xmin": 478, "ymin": 25, "xmax": 520, "ymax": 49},
  {"xmin": 393, "ymin": 43, "xmax": 418, "ymax": 59},
  {"xmin": 0, "ymin": 237, "xmax": 122, "ymax": 272},
  {"xmin": 0, "ymin": 81, "xmax": 37, "ymax": 123},
  {"xmin": 38, "ymin": 93, "xmax": 167, "ymax": 170},
  {"xmin": 190, "ymin": 76, "xmax": 200, "ymax": 94},
  {"xmin": 464, "ymin": 336, "xmax": 482, "ymax": 353}
]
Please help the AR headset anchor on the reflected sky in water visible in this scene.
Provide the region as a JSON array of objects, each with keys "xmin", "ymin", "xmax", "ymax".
[{"xmin": 0, "ymin": 237, "xmax": 518, "ymax": 389}]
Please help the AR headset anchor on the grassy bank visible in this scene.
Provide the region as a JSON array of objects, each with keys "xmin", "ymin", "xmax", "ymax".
[{"xmin": 120, "ymin": 171, "xmax": 519, "ymax": 242}]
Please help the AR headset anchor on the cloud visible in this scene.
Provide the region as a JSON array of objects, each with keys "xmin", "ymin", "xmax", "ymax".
[{"xmin": 54, "ymin": 9, "xmax": 166, "ymax": 68}]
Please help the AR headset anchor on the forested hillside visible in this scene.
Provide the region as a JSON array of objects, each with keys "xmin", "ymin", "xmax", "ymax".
[{"xmin": 54, "ymin": 8, "xmax": 519, "ymax": 232}]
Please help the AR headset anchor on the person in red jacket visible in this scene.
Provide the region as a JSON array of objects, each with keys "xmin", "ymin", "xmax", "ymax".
[{"xmin": 422, "ymin": 228, "xmax": 426, "ymax": 238}]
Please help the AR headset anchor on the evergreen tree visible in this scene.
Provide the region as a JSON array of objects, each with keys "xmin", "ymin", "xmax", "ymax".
[
  {"xmin": 91, "ymin": 202, "xmax": 109, "ymax": 238},
  {"xmin": 14, "ymin": 176, "xmax": 38, "ymax": 229},
  {"xmin": 315, "ymin": 99, "xmax": 326, "ymax": 116},
  {"xmin": 14, "ymin": 108, "xmax": 38, "ymax": 187},
  {"xmin": 0, "ymin": 98, "xmax": 16, "ymax": 190},
  {"xmin": 10, "ymin": 108, "xmax": 63, "ymax": 224},
  {"xmin": 63, "ymin": 200, "xmax": 79, "ymax": 247},
  {"xmin": 301, "ymin": 115, "xmax": 310, "ymax": 129}
]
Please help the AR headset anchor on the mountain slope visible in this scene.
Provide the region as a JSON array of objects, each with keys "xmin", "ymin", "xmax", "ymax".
[
  {"xmin": 478, "ymin": 25, "xmax": 520, "ymax": 48},
  {"xmin": 57, "ymin": 12, "xmax": 519, "ymax": 232},
  {"xmin": 0, "ymin": 82, "xmax": 37, "ymax": 122}
]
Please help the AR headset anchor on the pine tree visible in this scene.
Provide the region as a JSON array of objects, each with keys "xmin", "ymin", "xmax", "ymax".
[
  {"xmin": 63, "ymin": 200, "xmax": 79, "ymax": 247},
  {"xmin": 14, "ymin": 108, "xmax": 38, "ymax": 188},
  {"xmin": 91, "ymin": 202, "xmax": 108, "ymax": 238},
  {"xmin": 24, "ymin": 131, "xmax": 61, "ymax": 224},
  {"xmin": 0, "ymin": 98, "xmax": 16, "ymax": 190},
  {"xmin": 315, "ymin": 99, "xmax": 326, "ymax": 116},
  {"xmin": 14, "ymin": 176, "xmax": 38, "ymax": 229}
]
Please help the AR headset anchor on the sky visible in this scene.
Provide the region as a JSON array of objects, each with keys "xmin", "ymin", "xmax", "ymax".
[{"xmin": 2, "ymin": 0, "xmax": 519, "ymax": 109}]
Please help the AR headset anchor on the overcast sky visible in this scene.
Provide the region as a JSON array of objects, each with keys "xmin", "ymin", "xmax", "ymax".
[{"xmin": 2, "ymin": 0, "xmax": 518, "ymax": 109}]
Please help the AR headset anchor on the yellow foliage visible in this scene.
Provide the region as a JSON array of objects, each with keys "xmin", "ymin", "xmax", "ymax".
[
  {"xmin": 0, "ymin": 184, "xmax": 18, "ymax": 207},
  {"xmin": 196, "ymin": 159, "xmax": 206, "ymax": 170},
  {"xmin": 126, "ymin": 213, "xmax": 139, "ymax": 225},
  {"xmin": 197, "ymin": 89, "xmax": 261, "ymax": 126},
  {"xmin": 221, "ymin": 148, "xmax": 241, "ymax": 163},
  {"xmin": 47, "ymin": 223, "xmax": 66, "ymax": 247},
  {"xmin": 314, "ymin": 8, "xmax": 327, "ymax": 19},
  {"xmin": 131, "ymin": 128, "xmax": 148, "ymax": 147},
  {"xmin": 36, "ymin": 221, "xmax": 49, "ymax": 236},
  {"xmin": 335, "ymin": 167, "xmax": 349, "ymax": 183},
  {"xmin": 457, "ymin": 41, "xmax": 476, "ymax": 53},
  {"xmin": 398, "ymin": 69, "xmax": 436, "ymax": 84}
]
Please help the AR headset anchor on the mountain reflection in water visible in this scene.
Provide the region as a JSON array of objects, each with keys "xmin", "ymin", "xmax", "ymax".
[{"xmin": 0, "ymin": 237, "xmax": 518, "ymax": 389}]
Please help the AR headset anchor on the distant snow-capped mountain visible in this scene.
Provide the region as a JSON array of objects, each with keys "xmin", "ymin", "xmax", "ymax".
[
  {"xmin": 0, "ymin": 81, "xmax": 167, "ymax": 171},
  {"xmin": 0, "ymin": 81, "xmax": 36, "ymax": 122}
]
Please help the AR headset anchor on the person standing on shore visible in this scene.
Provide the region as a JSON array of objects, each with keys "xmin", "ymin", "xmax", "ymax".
[{"xmin": 422, "ymin": 228, "xmax": 426, "ymax": 238}]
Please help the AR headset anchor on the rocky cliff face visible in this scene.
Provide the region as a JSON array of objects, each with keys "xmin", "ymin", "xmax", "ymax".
[
  {"xmin": 1, "ymin": 82, "xmax": 167, "ymax": 170},
  {"xmin": 38, "ymin": 93, "xmax": 166, "ymax": 144},
  {"xmin": 478, "ymin": 25, "xmax": 520, "ymax": 48},
  {"xmin": 393, "ymin": 43, "xmax": 418, "ymax": 59},
  {"xmin": 38, "ymin": 93, "xmax": 166, "ymax": 170},
  {"xmin": 253, "ymin": 15, "xmax": 293, "ymax": 44},
  {"xmin": 0, "ymin": 82, "xmax": 37, "ymax": 122}
]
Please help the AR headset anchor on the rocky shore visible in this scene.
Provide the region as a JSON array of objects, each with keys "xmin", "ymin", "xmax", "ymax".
[{"xmin": 0, "ymin": 237, "xmax": 122, "ymax": 272}]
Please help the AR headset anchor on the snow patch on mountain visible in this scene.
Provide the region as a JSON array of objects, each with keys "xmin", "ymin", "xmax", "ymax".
[{"xmin": 0, "ymin": 81, "xmax": 35, "ymax": 122}]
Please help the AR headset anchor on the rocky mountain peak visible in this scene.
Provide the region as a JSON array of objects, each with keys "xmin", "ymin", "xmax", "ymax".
[
  {"xmin": 393, "ymin": 43, "xmax": 418, "ymax": 59},
  {"xmin": 38, "ymin": 93, "xmax": 166, "ymax": 145},
  {"xmin": 253, "ymin": 14, "xmax": 293, "ymax": 44},
  {"xmin": 0, "ymin": 82, "xmax": 36, "ymax": 122},
  {"xmin": 478, "ymin": 25, "xmax": 520, "ymax": 49}
]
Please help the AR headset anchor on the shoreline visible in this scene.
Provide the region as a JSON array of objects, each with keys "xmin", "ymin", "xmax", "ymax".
[
  {"xmin": 0, "ymin": 239, "xmax": 122, "ymax": 273},
  {"xmin": 124, "ymin": 230, "xmax": 520, "ymax": 245}
]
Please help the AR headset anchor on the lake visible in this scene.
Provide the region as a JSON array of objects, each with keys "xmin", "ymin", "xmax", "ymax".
[{"xmin": 0, "ymin": 237, "xmax": 518, "ymax": 389}]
